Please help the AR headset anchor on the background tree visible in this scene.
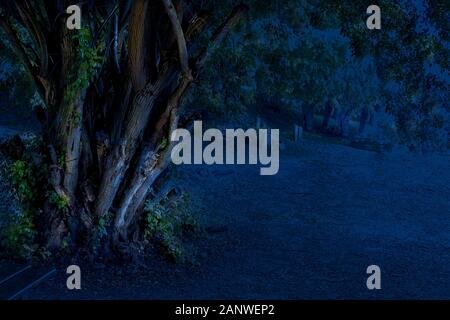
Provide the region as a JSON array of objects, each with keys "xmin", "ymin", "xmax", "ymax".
[
  {"xmin": 192, "ymin": 0, "xmax": 448, "ymax": 144},
  {"xmin": 332, "ymin": 58, "xmax": 381, "ymax": 136}
]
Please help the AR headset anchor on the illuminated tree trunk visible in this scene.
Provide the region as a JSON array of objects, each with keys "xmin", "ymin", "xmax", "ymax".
[{"xmin": 0, "ymin": 0, "xmax": 247, "ymax": 256}]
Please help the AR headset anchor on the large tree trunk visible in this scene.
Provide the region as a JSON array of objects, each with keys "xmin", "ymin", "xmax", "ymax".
[{"xmin": 0, "ymin": 0, "xmax": 248, "ymax": 257}]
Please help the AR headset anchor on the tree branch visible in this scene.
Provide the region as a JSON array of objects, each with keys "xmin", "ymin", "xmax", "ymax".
[
  {"xmin": 112, "ymin": 4, "xmax": 249, "ymax": 231},
  {"xmin": 113, "ymin": 8, "xmax": 121, "ymax": 73},
  {"xmin": 92, "ymin": 3, "xmax": 119, "ymax": 47},
  {"xmin": 114, "ymin": 74, "xmax": 191, "ymax": 233},
  {"xmin": 14, "ymin": 0, "xmax": 49, "ymax": 77},
  {"xmin": 195, "ymin": 4, "xmax": 248, "ymax": 71},
  {"xmin": 0, "ymin": 16, "xmax": 35, "ymax": 70},
  {"xmin": 128, "ymin": 0, "xmax": 150, "ymax": 91},
  {"xmin": 161, "ymin": 0, "xmax": 192, "ymax": 79},
  {"xmin": 185, "ymin": 10, "xmax": 210, "ymax": 42},
  {"xmin": 0, "ymin": 15, "xmax": 46, "ymax": 100}
]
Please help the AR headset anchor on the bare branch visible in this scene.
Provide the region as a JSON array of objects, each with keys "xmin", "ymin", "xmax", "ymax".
[
  {"xmin": 0, "ymin": 17, "xmax": 33, "ymax": 71},
  {"xmin": 161, "ymin": 0, "xmax": 192, "ymax": 79},
  {"xmin": 185, "ymin": 10, "xmax": 210, "ymax": 42},
  {"xmin": 14, "ymin": 1, "xmax": 49, "ymax": 76},
  {"xmin": 113, "ymin": 9, "xmax": 121, "ymax": 73},
  {"xmin": 0, "ymin": 16, "xmax": 47, "ymax": 101},
  {"xmin": 92, "ymin": 3, "xmax": 119, "ymax": 47}
]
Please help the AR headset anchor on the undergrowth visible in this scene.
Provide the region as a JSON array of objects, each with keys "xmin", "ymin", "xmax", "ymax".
[{"xmin": 144, "ymin": 191, "xmax": 201, "ymax": 263}]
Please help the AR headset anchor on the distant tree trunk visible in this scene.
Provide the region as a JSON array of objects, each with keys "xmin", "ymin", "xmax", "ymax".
[
  {"xmin": 302, "ymin": 103, "xmax": 314, "ymax": 131},
  {"xmin": 0, "ymin": 0, "xmax": 248, "ymax": 257},
  {"xmin": 368, "ymin": 109, "xmax": 375, "ymax": 125},
  {"xmin": 359, "ymin": 106, "xmax": 369, "ymax": 134},
  {"xmin": 337, "ymin": 108, "xmax": 351, "ymax": 137},
  {"xmin": 322, "ymin": 100, "xmax": 333, "ymax": 131}
]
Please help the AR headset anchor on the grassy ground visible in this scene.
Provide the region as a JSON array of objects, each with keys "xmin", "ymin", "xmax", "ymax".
[{"xmin": 22, "ymin": 134, "xmax": 450, "ymax": 299}]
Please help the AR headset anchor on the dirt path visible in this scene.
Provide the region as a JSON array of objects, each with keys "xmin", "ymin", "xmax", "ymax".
[{"xmin": 24, "ymin": 137, "xmax": 450, "ymax": 299}]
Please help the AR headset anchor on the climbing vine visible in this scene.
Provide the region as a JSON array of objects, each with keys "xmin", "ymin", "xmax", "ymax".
[{"xmin": 66, "ymin": 28, "xmax": 105, "ymax": 103}]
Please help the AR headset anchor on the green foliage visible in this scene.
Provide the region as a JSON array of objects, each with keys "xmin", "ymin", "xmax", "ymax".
[
  {"xmin": 1, "ymin": 145, "xmax": 71, "ymax": 259},
  {"xmin": 89, "ymin": 211, "xmax": 113, "ymax": 254},
  {"xmin": 71, "ymin": 110, "xmax": 82, "ymax": 127},
  {"xmin": 187, "ymin": 0, "xmax": 448, "ymax": 150},
  {"xmin": 1, "ymin": 211, "xmax": 37, "ymax": 260},
  {"xmin": 97, "ymin": 213, "xmax": 111, "ymax": 240},
  {"xmin": 158, "ymin": 137, "xmax": 169, "ymax": 152},
  {"xmin": 186, "ymin": 32, "xmax": 256, "ymax": 117},
  {"xmin": 46, "ymin": 191, "xmax": 69, "ymax": 212},
  {"xmin": 335, "ymin": 58, "xmax": 380, "ymax": 114},
  {"xmin": 1, "ymin": 159, "xmax": 40, "ymax": 259},
  {"xmin": 66, "ymin": 28, "xmax": 105, "ymax": 103},
  {"xmin": 58, "ymin": 153, "xmax": 65, "ymax": 168},
  {"xmin": 144, "ymin": 192, "xmax": 199, "ymax": 262},
  {"xmin": 10, "ymin": 160, "xmax": 37, "ymax": 206}
]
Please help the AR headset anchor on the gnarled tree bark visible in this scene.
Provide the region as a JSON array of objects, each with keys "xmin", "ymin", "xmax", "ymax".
[{"xmin": 0, "ymin": 0, "xmax": 248, "ymax": 256}]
